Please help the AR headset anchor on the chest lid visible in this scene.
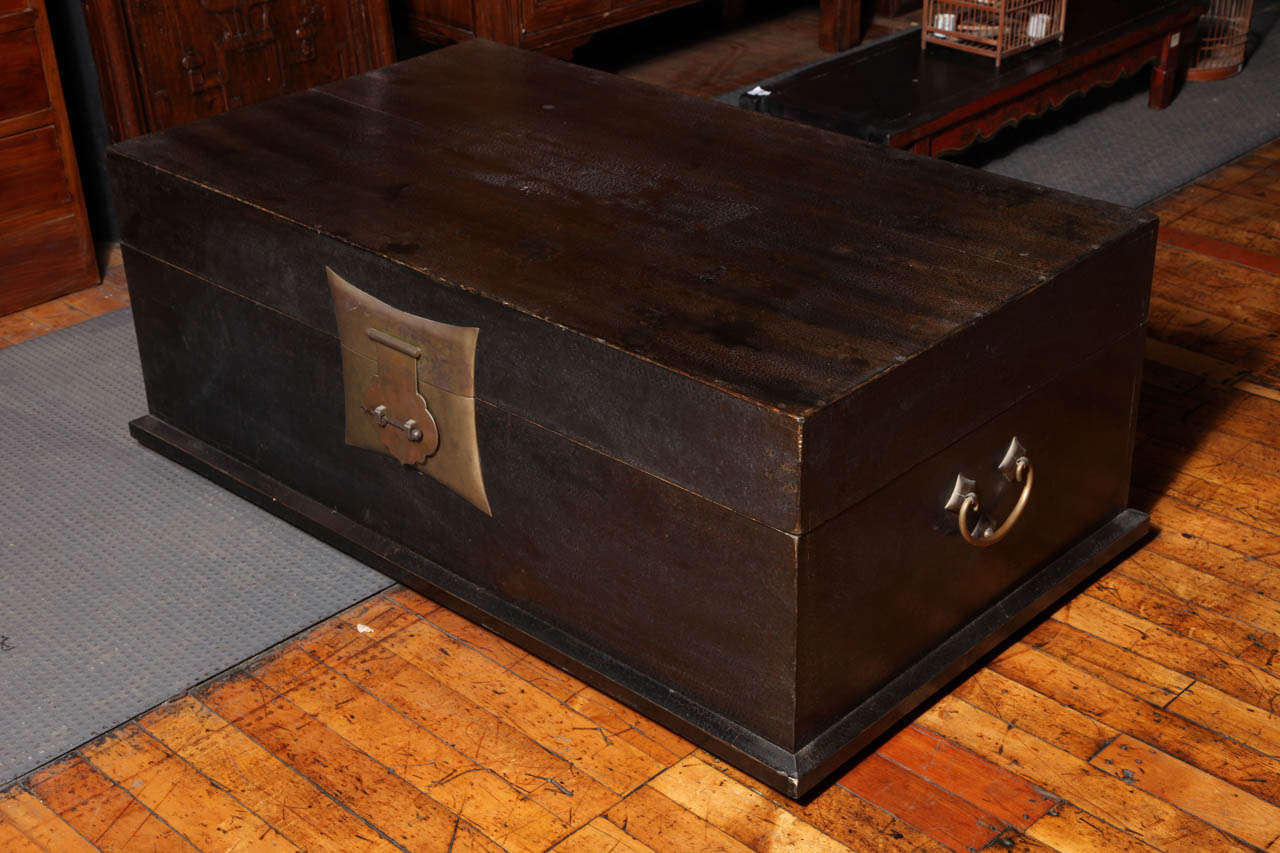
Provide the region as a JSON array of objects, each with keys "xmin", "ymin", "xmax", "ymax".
[{"xmin": 109, "ymin": 40, "xmax": 1155, "ymax": 535}]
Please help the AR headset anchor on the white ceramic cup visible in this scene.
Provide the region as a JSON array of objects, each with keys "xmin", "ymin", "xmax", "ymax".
[
  {"xmin": 934, "ymin": 12, "xmax": 957, "ymax": 31},
  {"xmin": 1027, "ymin": 12, "xmax": 1052, "ymax": 39}
]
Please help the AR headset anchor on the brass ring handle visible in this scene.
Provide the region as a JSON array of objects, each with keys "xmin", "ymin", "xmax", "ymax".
[{"xmin": 957, "ymin": 456, "xmax": 1033, "ymax": 548}]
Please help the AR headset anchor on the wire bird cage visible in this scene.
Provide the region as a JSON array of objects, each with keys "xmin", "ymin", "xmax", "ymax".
[
  {"xmin": 921, "ymin": 0, "xmax": 1068, "ymax": 66},
  {"xmin": 1188, "ymin": 0, "xmax": 1254, "ymax": 80}
]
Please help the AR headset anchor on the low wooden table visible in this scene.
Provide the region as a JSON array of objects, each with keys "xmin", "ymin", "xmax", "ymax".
[{"xmin": 766, "ymin": 0, "xmax": 1205, "ymax": 156}]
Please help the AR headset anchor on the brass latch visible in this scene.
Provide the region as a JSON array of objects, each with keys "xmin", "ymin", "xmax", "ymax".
[
  {"xmin": 362, "ymin": 327, "xmax": 440, "ymax": 465},
  {"xmin": 329, "ymin": 268, "xmax": 491, "ymax": 515}
]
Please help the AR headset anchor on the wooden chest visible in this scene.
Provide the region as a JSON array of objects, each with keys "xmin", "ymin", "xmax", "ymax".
[{"xmin": 110, "ymin": 40, "xmax": 1153, "ymax": 798}]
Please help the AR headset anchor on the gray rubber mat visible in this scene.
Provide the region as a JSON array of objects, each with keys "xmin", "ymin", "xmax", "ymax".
[{"xmin": 0, "ymin": 309, "xmax": 391, "ymax": 785}]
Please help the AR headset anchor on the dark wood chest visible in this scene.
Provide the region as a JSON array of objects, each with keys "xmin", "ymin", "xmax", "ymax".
[{"xmin": 110, "ymin": 40, "xmax": 1154, "ymax": 798}]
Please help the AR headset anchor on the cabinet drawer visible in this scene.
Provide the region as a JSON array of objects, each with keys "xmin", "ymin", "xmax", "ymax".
[
  {"xmin": 0, "ymin": 124, "xmax": 70, "ymax": 224},
  {"xmin": 0, "ymin": 26, "xmax": 49, "ymax": 122},
  {"xmin": 0, "ymin": 0, "xmax": 32, "ymax": 19},
  {"xmin": 0, "ymin": 210, "xmax": 92, "ymax": 313},
  {"xmin": 522, "ymin": 0, "xmax": 609, "ymax": 34}
]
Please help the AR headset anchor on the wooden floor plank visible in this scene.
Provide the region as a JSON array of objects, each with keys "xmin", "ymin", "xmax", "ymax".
[
  {"xmin": 13, "ymin": 298, "xmax": 93, "ymax": 336},
  {"xmin": 1166, "ymin": 682, "xmax": 1280, "ymax": 759},
  {"xmin": 1193, "ymin": 158, "xmax": 1264, "ymax": 193},
  {"xmin": 1193, "ymin": 191, "xmax": 1280, "ymax": 242},
  {"xmin": 0, "ymin": 790, "xmax": 99, "ymax": 852},
  {"xmin": 694, "ymin": 753, "xmax": 948, "ymax": 852},
  {"xmin": 1169, "ymin": 215, "xmax": 1280, "ymax": 262},
  {"xmin": 987, "ymin": 829, "xmax": 1061, "ymax": 853},
  {"xmin": 1146, "ymin": 296, "xmax": 1278, "ymax": 374},
  {"xmin": 1092, "ymin": 736, "xmax": 1280, "ymax": 850},
  {"xmin": 1148, "ymin": 184, "xmax": 1222, "ymax": 224},
  {"xmin": 1153, "ymin": 243, "xmax": 1280, "ymax": 328},
  {"xmin": 250, "ymin": 646, "xmax": 579, "ymax": 849},
  {"xmin": 1116, "ymin": 545, "xmax": 1280, "ymax": 645},
  {"xmin": 1025, "ymin": 803, "xmax": 1163, "ymax": 853},
  {"xmin": 80, "ymin": 725, "xmax": 299, "ymax": 852},
  {"xmin": 375, "ymin": 601, "xmax": 667, "ymax": 796},
  {"xmin": 26, "ymin": 756, "xmax": 195, "ymax": 852},
  {"xmin": 1140, "ymin": 493, "xmax": 1280, "ymax": 603},
  {"xmin": 838, "ymin": 752, "xmax": 1006, "ymax": 851},
  {"xmin": 1140, "ymin": 414, "xmax": 1280, "ymax": 481},
  {"xmin": 287, "ymin": 608, "xmax": 626, "ymax": 828},
  {"xmin": 1143, "ymin": 338, "xmax": 1253, "ymax": 389},
  {"xmin": 605, "ymin": 785, "xmax": 756, "ymax": 853},
  {"xmin": 873, "ymin": 724, "xmax": 1059, "ymax": 830},
  {"xmin": 392, "ymin": 589, "xmax": 694, "ymax": 765},
  {"xmin": 1085, "ymin": 567, "xmax": 1280, "ymax": 673},
  {"xmin": 989, "ymin": 643, "xmax": 1280, "ymax": 805},
  {"xmin": 1145, "ymin": 461, "xmax": 1280, "ymax": 543},
  {"xmin": 549, "ymin": 816, "xmax": 657, "ymax": 852},
  {"xmin": 1222, "ymin": 175, "xmax": 1280, "ymax": 210},
  {"xmin": 1053, "ymin": 594, "xmax": 1280, "ymax": 714},
  {"xmin": 0, "ymin": 815, "xmax": 45, "ymax": 852},
  {"xmin": 949, "ymin": 666, "xmax": 1119, "ymax": 760},
  {"xmin": 918, "ymin": 696, "xmax": 1255, "ymax": 852},
  {"xmin": 384, "ymin": 589, "xmax": 694, "ymax": 765},
  {"xmin": 649, "ymin": 757, "xmax": 852, "ymax": 852},
  {"xmin": 201, "ymin": 674, "xmax": 504, "ymax": 852},
  {"xmin": 1022, "ymin": 618, "xmax": 1193, "ymax": 704},
  {"xmin": 1138, "ymin": 440, "xmax": 1280, "ymax": 533},
  {"xmin": 137, "ymin": 696, "xmax": 401, "ymax": 852}
]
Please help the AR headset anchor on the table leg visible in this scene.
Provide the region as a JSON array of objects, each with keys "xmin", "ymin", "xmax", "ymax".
[
  {"xmin": 820, "ymin": 0, "xmax": 862, "ymax": 52},
  {"xmin": 1149, "ymin": 23, "xmax": 1192, "ymax": 109}
]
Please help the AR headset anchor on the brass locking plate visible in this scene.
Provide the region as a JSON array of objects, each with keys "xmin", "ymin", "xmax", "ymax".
[{"xmin": 329, "ymin": 268, "xmax": 491, "ymax": 515}]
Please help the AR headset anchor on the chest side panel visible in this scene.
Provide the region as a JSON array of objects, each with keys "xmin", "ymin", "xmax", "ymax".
[
  {"xmin": 801, "ymin": 224, "xmax": 1156, "ymax": 530},
  {"xmin": 796, "ymin": 324, "xmax": 1145, "ymax": 748}
]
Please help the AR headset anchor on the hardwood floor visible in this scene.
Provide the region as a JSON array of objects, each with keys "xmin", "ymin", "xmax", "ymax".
[{"xmin": 3, "ymin": 81, "xmax": 1280, "ymax": 853}]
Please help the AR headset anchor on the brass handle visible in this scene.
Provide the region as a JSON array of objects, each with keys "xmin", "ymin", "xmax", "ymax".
[
  {"xmin": 958, "ymin": 457, "xmax": 1032, "ymax": 547},
  {"xmin": 946, "ymin": 437, "xmax": 1033, "ymax": 548}
]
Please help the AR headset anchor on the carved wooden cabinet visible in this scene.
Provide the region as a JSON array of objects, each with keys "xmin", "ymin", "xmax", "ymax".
[
  {"xmin": 403, "ymin": 0, "xmax": 703, "ymax": 56},
  {"xmin": 82, "ymin": 0, "xmax": 395, "ymax": 140},
  {"xmin": 0, "ymin": 0, "xmax": 98, "ymax": 314}
]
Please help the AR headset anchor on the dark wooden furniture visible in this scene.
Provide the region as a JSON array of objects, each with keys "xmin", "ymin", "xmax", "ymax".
[
  {"xmin": 81, "ymin": 0, "xmax": 394, "ymax": 141},
  {"xmin": 400, "ymin": 0, "xmax": 704, "ymax": 57},
  {"xmin": 791, "ymin": 0, "xmax": 1205, "ymax": 153},
  {"xmin": 0, "ymin": 0, "xmax": 98, "ymax": 314},
  {"xmin": 820, "ymin": 0, "xmax": 864, "ymax": 51},
  {"xmin": 822, "ymin": 0, "xmax": 921, "ymax": 52},
  {"xmin": 110, "ymin": 40, "xmax": 1153, "ymax": 798}
]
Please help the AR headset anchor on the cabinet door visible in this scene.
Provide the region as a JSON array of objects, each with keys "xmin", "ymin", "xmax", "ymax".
[{"xmin": 85, "ymin": 0, "xmax": 394, "ymax": 138}]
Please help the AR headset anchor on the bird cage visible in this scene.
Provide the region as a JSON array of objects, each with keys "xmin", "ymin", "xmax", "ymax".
[
  {"xmin": 1188, "ymin": 0, "xmax": 1254, "ymax": 80},
  {"xmin": 922, "ymin": 0, "xmax": 1068, "ymax": 66}
]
